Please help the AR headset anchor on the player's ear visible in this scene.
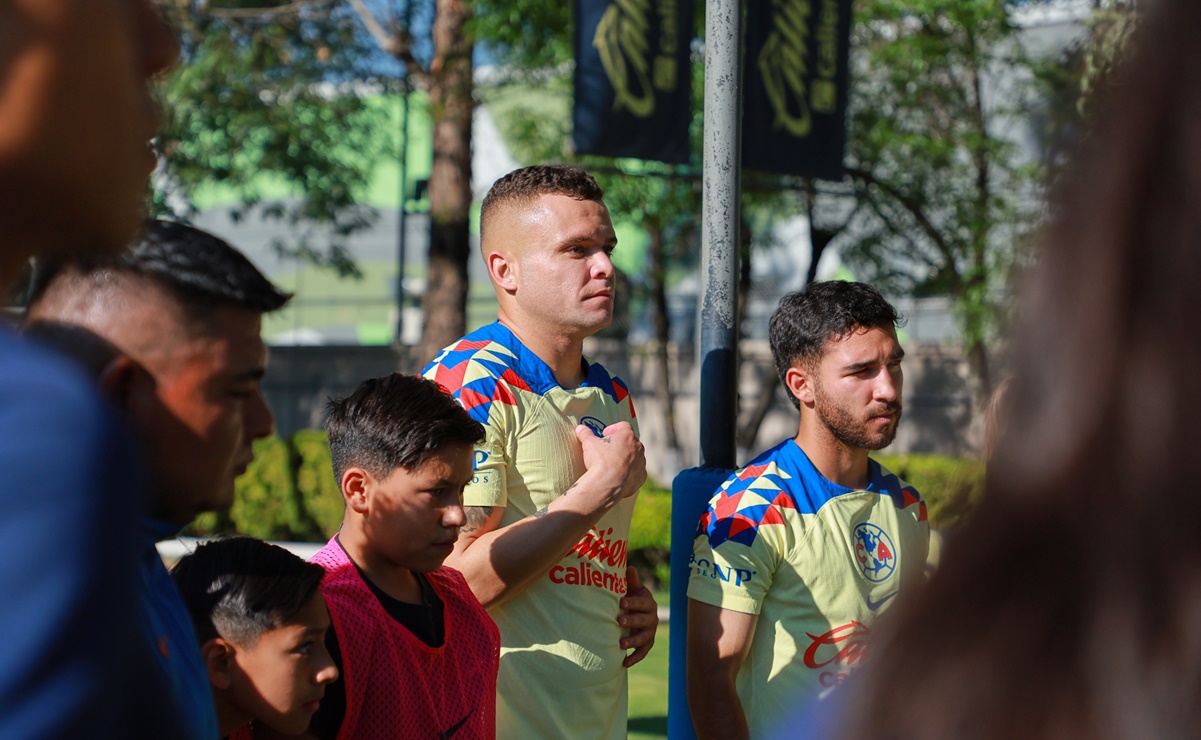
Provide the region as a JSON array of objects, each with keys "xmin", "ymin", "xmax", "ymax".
[
  {"xmin": 786, "ymin": 364, "xmax": 815, "ymax": 407},
  {"xmin": 342, "ymin": 467, "xmax": 373, "ymax": 514},
  {"xmin": 486, "ymin": 250, "xmax": 518, "ymax": 293},
  {"xmin": 201, "ymin": 638, "xmax": 236, "ymax": 690},
  {"xmin": 98, "ymin": 354, "xmax": 150, "ymax": 408}
]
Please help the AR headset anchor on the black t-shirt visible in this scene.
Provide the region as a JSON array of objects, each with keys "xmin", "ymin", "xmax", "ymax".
[{"xmin": 307, "ymin": 541, "xmax": 446, "ymax": 740}]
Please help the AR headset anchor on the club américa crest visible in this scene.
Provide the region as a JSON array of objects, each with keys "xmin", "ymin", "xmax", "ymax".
[{"xmin": 853, "ymin": 522, "xmax": 896, "ymax": 582}]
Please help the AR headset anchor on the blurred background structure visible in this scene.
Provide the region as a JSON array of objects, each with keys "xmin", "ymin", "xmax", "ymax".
[{"xmin": 142, "ymin": 0, "xmax": 1135, "ymax": 482}]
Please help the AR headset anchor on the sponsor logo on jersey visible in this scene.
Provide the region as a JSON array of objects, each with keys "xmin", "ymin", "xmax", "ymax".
[
  {"xmin": 853, "ymin": 522, "xmax": 896, "ymax": 583},
  {"xmin": 549, "ymin": 561, "xmax": 628, "ymax": 594},
  {"xmin": 548, "ymin": 525, "xmax": 629, "ymax": 594},
  {"xmin": 579, "ymin": 415, "xmax": 607, "ymax": 437},
  {"xmin": 688, "ymin": 554, "xmax": 756, "ymax": 587},
  {"xmin": 865, "ymin": 590, "xmax": 898, "ymax": 611},
  {"xmin": 570, "ymin": 525, "xmax": 628, "ymax": 567},
  {"xmin": 472, "ymin": 450, "xmax": 489, "ymax": 469},
  {"xmin": 803, "ymin": 621, "xmax": 870, "ymax": 688}
]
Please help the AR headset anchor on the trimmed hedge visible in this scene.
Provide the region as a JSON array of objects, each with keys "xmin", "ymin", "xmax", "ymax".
[
  {"xmin": 870, "ymin": 453, "xmax": 986, "ymax": 530},
  {"xmin": 185, "ymin": 433, "xmax": 340, "ymax": 542},
  {"xmin": 188, "ymin": 434, "xmax": 984, "ymax": 578}
]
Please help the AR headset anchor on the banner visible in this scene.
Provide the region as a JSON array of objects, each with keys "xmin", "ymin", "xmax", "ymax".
[
  {"xmin": 743, "ymin": 0, "xmax": 853, "ymax": 180},
  {"xmin": 573, "ymin": 0, "xmax": 692, "ymax": 164}
]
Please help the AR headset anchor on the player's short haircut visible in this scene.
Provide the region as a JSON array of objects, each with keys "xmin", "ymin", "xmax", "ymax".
[
  {"xmin": 769, "ymin": 281, "xmax": 904, "ymax": 409},
  {"xmin": 26, "ymin": 218, "xmax": 292, "ymax": 320},
  {"xmin": 170, "ymin": 537, "xmax": 325, "ymax": 647},
  {"xmin": 479, "ymin": 165, "xmax": 605, "ymax": 245},
  {"xmin": 324, "ymin": 373, "xmax": 485, "ymax": 483}
]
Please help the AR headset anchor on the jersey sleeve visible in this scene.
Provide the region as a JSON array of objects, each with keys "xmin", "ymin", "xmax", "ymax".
[
  {"xmin": 687, "ymin": 484, "xmax": 791, "ymax": 615},
  {"xmin": 462, "ymin": 409, "xmax": 509, "ymax": 509},
  {"xmin": 423, "ymin": 355, "xmax": 511, "ymax": 510}
]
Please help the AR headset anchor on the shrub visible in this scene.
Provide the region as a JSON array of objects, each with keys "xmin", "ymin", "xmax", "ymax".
[
  {"xmin": 293, "ymin": 429, "xmax": 343, "ymax": 540},
  {"xmin": 871, "ymin": 453, "xmax": 986, "ymax": 531},
  {"xmin": 188, "ymin": 436, "xmax": 300, "ymax": 539},
  {"xmin": 629, "ymin": 482, "xmax": 672, "ymax": 589}
]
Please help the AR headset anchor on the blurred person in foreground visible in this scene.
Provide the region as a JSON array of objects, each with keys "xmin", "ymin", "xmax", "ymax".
[
  {"xmin": 829, "ymin": 1, "xmax": 1201, "ymax": 737},
  {"xmin": 0, "ymin": 0, "xmax": 177, "ymax": 735},
  {"xmin": 687, "ymin": 282, "xmax": 929, "ymax": 738},
  {"xmin": 26, "ymin": 220, "xmax": 291, "ymax": 738}
]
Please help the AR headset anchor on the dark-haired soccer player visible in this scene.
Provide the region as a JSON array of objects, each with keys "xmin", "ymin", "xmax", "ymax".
[
  {"xmin": 26, "ymin": 219, "xmax": 292, "ymax": 739},
  {"xmin": 306, "ymin": 373, "xmax": 500, "ymax": 739},
  {"xmin": 687, "ymin": 281, "xmax": 930, "ymax": 738},
  {"xmin": 171, "ymin": 537, "xmax": 338, "ymax": 739}
]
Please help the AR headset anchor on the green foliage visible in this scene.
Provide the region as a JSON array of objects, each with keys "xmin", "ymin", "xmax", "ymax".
[
  {"xmin": 840, "ymin": 0, "xmax": 1043, "ymax": 404},
  {"xmin": 629, "ymin": 482, "xmax": 672, "ymax": 589},
  {"xmin": 186, "ymin": 433, "xmax": 336, "ymax": 541},
  {"xmin": 629, "ymin": 482, "xmax": 672, "ymax": 552},
  {"xmin": 293, "ymin": 429, "xmax": 344, "ymax": 540},
  {"xmin": 153, "ymin": 1, "xmax": 389, "ymax": 276},
  {"xmin": 871, "ymin": 453, "xmax": 986, "ymax": 531},
  {"xmin": 1031, "ymin": 0, "xmax": 1139, "ymax": 178},
  {"xmin": 470, "ymin": 0, "xmax": 573, "ymax": 72},
  {"xmin": 189, "ymin": 436, "xmax": 299, "ymax": 539}
]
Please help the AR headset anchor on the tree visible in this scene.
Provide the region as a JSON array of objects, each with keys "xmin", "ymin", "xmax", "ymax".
[
  {"xmin": 345, "ymin": 0, "xmax": 475, "ymax": 365},
  {"xmin": 1033, "ymin": 0, "xmax": 1139, "ymax": 177},
  {"xmin": 153, "ymin": 0, "xmax": 388, "ymax": 277},
  {"xmin": 838, "ymin": 0, "xmax": 1043, "ymax": 410},
  {"xmin": 155, "ymin": 0, "xmax": 475, "ymax": 365}
]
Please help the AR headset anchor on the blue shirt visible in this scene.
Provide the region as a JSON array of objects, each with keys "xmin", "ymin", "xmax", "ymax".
[
  {"xmin": 141, "ymin": 519, "xmax": 219, "ymax": 740},
  {"xmin": 0, "ymin": 328, "xmax": 153, "ymax": 736}
]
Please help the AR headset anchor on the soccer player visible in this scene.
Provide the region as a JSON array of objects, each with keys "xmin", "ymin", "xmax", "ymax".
[
  {"xmin": 422, "ymin": 165, "xmax": 656, "ymax": 738},
  {"xmin": 687, "ymin": 281, "xmax": 930, "ymax": 738}
]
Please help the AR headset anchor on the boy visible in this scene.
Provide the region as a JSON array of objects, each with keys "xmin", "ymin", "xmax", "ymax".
[
  {"xmin": 307, "ymin": 373, "xmax": 500, "ymax": 739},
  {"xmin": 171, "ymin": 537, "xmax": 339, "ymax": 739}
]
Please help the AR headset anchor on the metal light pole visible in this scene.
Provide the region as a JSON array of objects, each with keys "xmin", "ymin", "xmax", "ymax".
[{"xmin": 667, "ymin": 0, "xmax": 743, "ymax": 737}]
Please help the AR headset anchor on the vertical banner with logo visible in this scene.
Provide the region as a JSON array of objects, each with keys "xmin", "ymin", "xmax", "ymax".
[
  {"xmin": 573, "ymin": 0, "xmax": 693, "ymax": 164},
  {"xmin": 743, "ymin": 0, "xmax": 853, "ymax": 180}
]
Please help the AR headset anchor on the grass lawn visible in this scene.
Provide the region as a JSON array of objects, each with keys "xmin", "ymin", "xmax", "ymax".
[{"xmin": 628, "ymin": 623, "xmax": 670, "ymax": 739}]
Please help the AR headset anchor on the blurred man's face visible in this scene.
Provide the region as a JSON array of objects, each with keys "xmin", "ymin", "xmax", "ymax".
[
  {"xmin": 0, "ymin": 0, "xmax": 177, "ymax": 259},
  {"xmin": 131, "ymin": 301, "xmax": 276, "ymax": 525}
]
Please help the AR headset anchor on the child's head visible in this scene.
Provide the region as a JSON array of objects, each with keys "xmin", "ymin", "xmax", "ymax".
[
  {"xmin": 325, "ymin": 373, "xmax": 485, "ymax": 572},
  {"xmin": 171, "ymin": 537, "xmax": 338, "ymax": 736}
]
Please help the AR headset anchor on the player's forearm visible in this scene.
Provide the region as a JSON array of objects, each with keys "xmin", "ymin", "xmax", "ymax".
[
  {"xmin": 448, "ymin": 475, "xmax": 626, "ymax": 607},
  {"xmin": 687, "ymin": 676, "xmax": 749, "ymax": 740}
]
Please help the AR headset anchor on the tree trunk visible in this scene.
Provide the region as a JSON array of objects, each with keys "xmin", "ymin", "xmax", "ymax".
[
  {"xmin": 965, "ymin": 335, "xmax": 993, "ymax": 414},
  {"xmin": 414, "ymin": 0, "xmax": 474, "ymax": 368},
  {"xmin": 648, "ymin": 224, "xmax": 680, "ymax": 454},
  {"xmin": 804, "ymin": 180, "xmax": 834, "ymax": 286}
]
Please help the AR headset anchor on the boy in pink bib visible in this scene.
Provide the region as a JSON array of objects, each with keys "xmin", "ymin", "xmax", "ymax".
[{"xmin": 307, "ymin": 374, "xmax": 500, "ymax": 739}]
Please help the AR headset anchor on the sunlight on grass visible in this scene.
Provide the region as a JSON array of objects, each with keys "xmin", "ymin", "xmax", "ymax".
[{"xmin": 628, "ymin": 622, "xmax": 669, "ymax": 739}]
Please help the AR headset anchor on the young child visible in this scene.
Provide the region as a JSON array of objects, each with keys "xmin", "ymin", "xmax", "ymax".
[
  {"xmin": 306, "ymin": 373, "xmax": 499, "ymax": 739},
  {"xmin": 171, "ymin": 537, "xmax": 339, "ymax": 739}
]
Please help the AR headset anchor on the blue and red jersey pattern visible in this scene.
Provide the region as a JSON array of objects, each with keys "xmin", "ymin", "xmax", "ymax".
[{"xmin": 423, "ymin": 322, "xmax": 633, "ymax": 426}]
